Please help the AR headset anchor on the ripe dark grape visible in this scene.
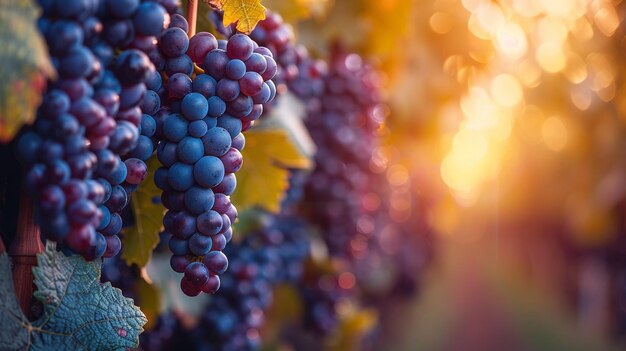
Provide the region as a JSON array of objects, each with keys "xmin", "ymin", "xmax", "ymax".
[
  {"xmin": 184, "ymin": 261, "xmax": 210, "ymax": 286},
  {"xmin": 165, "ymin": 54, "xmax": 194, "ymax": 76},
  {"xmin": 207, "ymin": 96, "xmax": 227, "ymax": 117},
  {"xmin": 133, "ymin": 2, "xmax": 169, "ymax": 36},
  {"xmin": 181, "ymin": 93, "xmax": 209, "ymax": 120},
  {"xmin": 188, "ymin": 32, "xmax": 218, "ymax": 64},
  {"xmin": 191, "ymin": 74, "xmax": 217, "ymax": 97},
  {"xmin": 176, "ymin": 137, "xmax": 204, "ymax": 164},
  {"xmin": 168, "ymin": 13, "xmax": 188, "ymax": 32},
  {"xmin": 158, "ymin": 27, "xmax": 189, "ymax": 58},
  {"xmin": 226, "ymin": 34, "xmax": 254, "ymax": 60}
]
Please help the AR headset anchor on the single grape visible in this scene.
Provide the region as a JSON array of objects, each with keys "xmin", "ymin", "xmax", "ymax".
[{"xmin": 193, "ymin": 156, "xmax": 225, "ymax": 188}]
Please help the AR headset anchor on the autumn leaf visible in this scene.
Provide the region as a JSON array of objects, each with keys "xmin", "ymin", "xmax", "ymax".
[
  {"xmin": 330, "ymin": 307, "xmax": 378, "ymax": 351},
  {"xmin": 257, "ymin": 92, "xmax": 316, "ymax": 159},
  {"xmin": 0, "ymin": 0, "xmax": 55, "ymax": 143},
  {"xmin": 206, "ymin": 0, "xmax": 266, "ymax": 34},
  {"xmin": 136, "ymin": 269, "xmax": 162, "ymax": 331},
  {"xmin": 122, "ymin": 157, "xmax": 164, "ymax": 268},
  {"xmin": 232, "ymin": 128, "xmax": 312, "ymax": 213}
]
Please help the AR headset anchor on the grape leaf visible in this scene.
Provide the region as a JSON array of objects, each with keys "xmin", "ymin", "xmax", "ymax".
[
  {"xmin": 0, "ymin": 0, "xmax": 55, "ymax": 143},
  {"xmin": 136, "ymin": 269, "xmax": 162, "ymax": 331},
  {"xmin": 0, "ymin": 254, "xmax": 30, "ymax": 350},
  {"xmin": 122, "ymin": 156, "xmax": 164, "ymax": 268},
  {"xmin": 0, "ymin": 243, "xmax": 147, "ymax": 351},
  {"xmin": 330, "ymin": 307, "xmax": 377, "ymax": 351},
  {"xmin": 256, "ymin": 92, "xmax": 316, "ymax": 159},
  {"xmin": 232, "ymin": 128, "xmax": 312, "ymax": 213},
  {"xmin": 206, "ymin": 0, "xmax": 266, "ymax": 34}
]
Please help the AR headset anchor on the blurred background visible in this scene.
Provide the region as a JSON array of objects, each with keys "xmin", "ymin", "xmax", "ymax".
[
  {"xmin": 7, "ymin": 0, "xmax": 626, "ymax": 350},
  {"xmin": 286, "ymin": 0, "xmax": 626, "ymax": 350}
]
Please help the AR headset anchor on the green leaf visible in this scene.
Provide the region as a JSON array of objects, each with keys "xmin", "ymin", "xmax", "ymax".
[
  {"xmin": 207, "ymin": 0, "xmax": 266, "ymax": 34},
  {"xmin": 122, "ymin": 156, "xmax": 164, "ymax": 268},
  {"xmin": 232, "ymin": 128, "xmax": 312, "ymax": 213},
  {"xmin": 0, "ymin": 244, "xmax": 147, "ymax": 350},
  {"xmin": 0, "ymin": 0, "xmax": 55, "ymax": 143}
]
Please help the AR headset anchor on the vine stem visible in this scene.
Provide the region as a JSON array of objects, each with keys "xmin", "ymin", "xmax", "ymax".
[
  {"xmin": 9, "ymin": 193, "xmax": 43, "ymax": 320},
  {"xmin": 187, "ymin": 0, "xmax": 198, "ymax": 38}
]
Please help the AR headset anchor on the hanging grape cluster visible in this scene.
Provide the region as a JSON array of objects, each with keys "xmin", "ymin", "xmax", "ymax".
[
  {"xmin": 153, "ymin": 14, "xmax": 279, "ymax": 294},
  {"xmin": 15, "ymin": 0, "xmax": 174, "ymax": 260}
]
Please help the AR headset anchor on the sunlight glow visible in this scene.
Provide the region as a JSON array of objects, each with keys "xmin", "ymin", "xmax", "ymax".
[{"xmin": 438, "ymin": 0, "xmax": 617, "ymax": 207}]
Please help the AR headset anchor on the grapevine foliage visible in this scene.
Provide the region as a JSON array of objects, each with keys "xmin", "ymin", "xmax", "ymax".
[
  {"xmin": 232, "ymin": 128, "xmax": 311, "ymax": 213},
  {"xmin": 0, "ymin": 244, "xmax": 146, "ymax": 351},
  {"xmin": 0, "ymin": 0, "xmax": 54, "ymax": 143},
  {"xmin": 122, "ymin": 157, "xmax": 164, "ymax": 267},
  {"xmin": 206, "ymin": 0, "xmax": 267, "ymax": 34}
]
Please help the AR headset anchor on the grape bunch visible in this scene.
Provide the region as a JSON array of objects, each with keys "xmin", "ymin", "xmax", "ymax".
[
  {"xmin": 153, "ymin": 24, "xmax": 278, "ymax": 295},
  {"xmin": 143, "ymin": 213, "xmax": 311, "ymax": 351},
  {"xmin": 249, "ymin": 10, "xmax": 326, "ymax": 114},
  {"xmin": 88, "ymin": 1, "xmax": 176, "ymax": 256},
  {"xmin": 303, "ymin": 48, "xmax": 384, "ymax": 259},
  {"xmin": 140, "ymin": 311, "xmax": 187, "ymax": 351},
  {"xmin": 101, "ymin": 251, "xmax": 141, "ymax": 299},
  {"xmin": 249, "ymin": 11, "xmax": 297, "ymax": 85},
  {"xmin": 9, "ymin": 1, "xmax": 118, "ymax": 258},
  {"xmin": 14, "ymin": 0, "xmax": 180, "ymax": 260},
  {"xmin": 194, "ymin": 231, "xmax": 283, "ymax": 351},
  {"xmin": 299, "ymin": 268, "xmax": 349, "ymax": 336},
  {"xmin": 287, "ymin": 54, "xmax": 327, "ymax": 114}
]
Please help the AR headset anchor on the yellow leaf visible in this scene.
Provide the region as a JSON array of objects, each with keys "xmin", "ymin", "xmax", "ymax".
[
  {"xmin": 231, "ymin": 128, "xmax": 311, "ymax": 213},
  {"xmin": 0, "ymin": 0, "xmax": 55, "ymax": 143},
  {"xmin": 330, "ymin": 307, "xmax": 378, "ymax": 351},
  {"xmin": 136, "ymin": 270, "xmax": 162, "ymax": 331},
  {"xmin": 220, "ymin": 0, "xmax": 266, "ymax": 34},
  {"xmin": 122, "ymin": 157, "xmax": 165, "ymax": 267}
]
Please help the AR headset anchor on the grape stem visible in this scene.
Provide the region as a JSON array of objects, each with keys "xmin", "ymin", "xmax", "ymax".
[
  {"xmin": 187, "ymin": 0, "xmax": 198, "ymax": 38},
  {"xmin": 8, "ymin": 193, "xmax": 43, "ymax": 320}
]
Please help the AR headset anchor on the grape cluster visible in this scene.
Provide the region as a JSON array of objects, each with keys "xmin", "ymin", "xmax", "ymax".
[
  {"xmin": 299, "ymin": 269, "xmax": 348, "ymax": 335},
  {"xmin": 153, "ymin": 25, "xmax": 278, "ymax": 295},
  {"xmin": 141, "ymin": 169, "xmax": 312, "ymax": 350},
  {"xmin": 249, "ymin": 10, "xmax": 326, "ymax": 114},
  {"xmin": 249, "ymin": 11, "xmax": 300, "ymax": 83},
  {"xmin": 101, "ymin": 251, "xmax": 140, "ymax": 299},
  {"xmin": 89, "ymin": 1, "xmax": 176, "ymax": 255},
  {"xmin": 146, "ymin": 214, "xmax": 310, "ymax": 351},
  {"xmin": 288, "ymin": 54, "xmax": 327, "ymax": 114},
  {"xmin": 195, "ymin": 236, "xmax": 280, "ymax": 351},
  {"xmin": 140, "ymin": 311, "xmax": 188, "ymax": 351},
  {"xmin": 15, "ymin": 0, "xmax": 173, "ymax": 259},
  {"xmin": 303, "ymin": 49, "xmax": 383, "ymax": 259}
]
